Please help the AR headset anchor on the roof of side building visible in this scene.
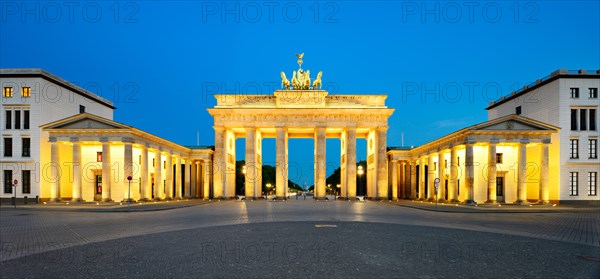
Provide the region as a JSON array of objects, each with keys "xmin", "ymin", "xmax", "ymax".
[
  {"xmin": 485, "ymin": 69, "xmax": 600, "ymax": 110},
  {"xmin": 0, "ymin": 68, "xmax": 115, "ymax": 109}
]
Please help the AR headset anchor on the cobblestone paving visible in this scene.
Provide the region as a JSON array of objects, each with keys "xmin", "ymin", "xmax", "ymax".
[{"xmin": 1, "ymin": 199, "xmax": 599, "ymax": 263}]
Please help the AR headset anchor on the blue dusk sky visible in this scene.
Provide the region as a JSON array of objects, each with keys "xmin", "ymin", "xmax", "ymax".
[{"xmin": 1, "ymin": 1, "xmax": 598, "ymax": 186}]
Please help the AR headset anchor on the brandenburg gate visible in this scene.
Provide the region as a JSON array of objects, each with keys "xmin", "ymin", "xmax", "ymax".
[{"xmin": 208, "ymin": 54, "xmax": 394, "ymax": 200}]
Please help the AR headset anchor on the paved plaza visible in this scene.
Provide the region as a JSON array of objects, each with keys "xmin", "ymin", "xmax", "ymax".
[{"xmin": 1, "ymin": 199, "xmax": 599, "ymax": 278}]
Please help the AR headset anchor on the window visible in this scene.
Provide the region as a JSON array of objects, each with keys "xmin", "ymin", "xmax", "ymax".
[
  {"xmin": 3, "ymin": 138, "xmax": 12, "ymax": 157},
  {"xmin": 571, "ymin": 109, "xmax": 578, "ymax": 131},
  {"xmin": 570, "ymin": 139, "xmax": 579, "ymax": 159},
  {"xmin": 22, "ymin": 170, "xmax": 31, "ymax": 194},
  {"xmin": 590, "ymin": 88, "xmax": 598, "ymax": 98},
  {"xmin": 14, "ymin": 110, "xmax": 20, "ymax": 129},
  {"xmin": 23, "ymin": 110, "xmax": 29, "ymax": 129},
  {"xmin": 22, "ymin": 138, "xmax": 30, "ymax": 157},
  {"xmin": 589, "ymin": 139, "xmax": 598, "ymax": 159},
  {"xmin": 79, "ymin": 105, "xmax": 85, "ymax": 113},
  {"xmin": 3, "ymin": 87, "xmax": 13, "ymax": 97},
  {"xmin": 496, "ymin": 153, "xmax": 503, "ymax": 164},
  {"xmin": 569, "ymin": 172, "xmax": 578, "ymax": 196},
  {"xmin": 3, "ymin": 170, "xmax": 12, "ymax": 193},
  {"xmin": 21, "ymin": 87, "xmax": 31, "ymax": 97},
  {"xmin": 515, "ymin": 106, "xmax": 522, "ymax": 115},
  {"xmin": 96, "ymin": 152, "xmax": 102, "ymax": 162},
  {"xmin": 570, "ymin": 88, "xmax": 579, "ymax": 98},
  {"xmin": 5, "ymin": 110, "xmax": 11, "ymax": 129},
  {"xmin": 589, "ymin": 172, "xmax": 597, "ymax": 196},
  {"xmin": 580, "ymin": 109, "xmax": 587, "ymax": 131},
  {"xmin": 590, "ymin": 109, "xmax": 597, "ymax": 131}
]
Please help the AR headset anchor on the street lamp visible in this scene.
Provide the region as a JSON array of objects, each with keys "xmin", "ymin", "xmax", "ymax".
[
  {"xmin": 266, "ymin": 183, "xmax": 272, "ymax": 198},
  {"xmin": 357, "ymin": 165, "xmax": 364, "ymax": 196},
  {"xmin": 241, "ymin": 165, "xmax": 246, "ymax": 196},
  {"xmin": 242, "ymin": 165, "xmax": 246, "ymax": 175},
  {"xmin": 336, "ymin": 184, "xmax": 341, "ymax": 198},
  {"xmin": 127, "ymin": 175, "xmax": 132, "ymax": 209}
]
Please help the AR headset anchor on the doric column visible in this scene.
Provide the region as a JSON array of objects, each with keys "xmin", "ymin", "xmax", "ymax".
[
  {"xmin": 391, "ymin": 159, "xmax": 398, "ymax": 200},
  {"xmin": 185, "ymin": 159, "xmax": 191, "ymax": 198},
  {"xmin": 245, "ymin": 127, "xmax": 257, "ymax": 198},
  {"xmin": 191, "ymin": 160, "xmax": 197, "ymax": 198},
  {"xmin": 196, "ymin": 161, "xmax": 202, "ymax": 198},
  {"xmin": 419, "ymin": 157, "xmax": 426, "ymax": 200},
  {"xmin": 346, "ymin": 128, "xmax": 357, "ymax": 199},
  {"xmin": 540, "ymin": 141, "xmax": 550, "ymax": 204},
  {"xmin": 315, "ymin": 127, "xmax": 326, "ymax": 199},
  {"xmin": 123, "ymin": 141, "xmax": 134, "ymax": 202},
  {"xmin": 516, "ymin": 140, "xmax": 529, "ymax": 205},
  {"xmin": 410, "ymin": 161, "xmax": 417, "ymax": 199},
  {"xmin": 486, "ymin": 141, "xmax": 497, "ymax": 203},
  {"xmin": 465, "ymin": 142, "xmax": 475, "ymax": 205},
  {"xmin": 276, "ymin": 127, "xmax": 288, "ymax": 200},
  {"xmin": 165, "ymin": 153, "xmax": 173, "ymax": 200},
  {"xmin": 213, "ymin": 127, "xmax": 226, "ymax": 199},
  {"xmin": 175, "ymin": 156, "xmax": 182, "ymax": 199},
  {"xmin": 71, "ymin": 140, "xmax": 83, "ymax": 202},
  {"xmin": 376, "ymin": 127, "xmax": 388, "ymax": 200},
  {"xmin": 153, "ymin": 149, "xmax": 162, "ymax": 200},
  {"xmin": 427, "ymin": 153, "xmax": 436, "ymax": 201},
  {"xmin": 49, "ymin": 140, "xmax": 61, "ymax": 202},
  {"xmin": 140, "ymin": 145, "xmax": 150, "ymax": 201},
  {"xmin": 437, "ymin": 152, "xmax": 446, "ymax": 202},
  {"xmin": 102, "ymin": 140, "xmax": 113, "ymax": 202},
  {"xmin": 203, "ymin": 160, "xmax": 211, "ymax": 199},
  {"xmin": 449, "ymin": 147, "xmax": 459, "ymax": 202}
]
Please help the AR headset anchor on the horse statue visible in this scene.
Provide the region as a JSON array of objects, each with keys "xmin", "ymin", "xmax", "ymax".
[
  {"xmin": 292, "ymin": 70, "xmax": 300, "ymax": 89},
  {"xmin": 303, "ymin": 70, "xmax": 311, "ymax": 90},
  {"xmin": 280, "ymin": 71, "xmax": 290, "ymax": 90},
  {"xmin": 312, "ymin": 71, "xmax": 322, "ymax": 89}
]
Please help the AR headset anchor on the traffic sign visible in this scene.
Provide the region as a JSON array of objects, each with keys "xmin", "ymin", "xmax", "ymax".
[
  {"xmin": 13, "ymin": 179, "xmax": 18, "ymax": 185},
  {"xmin": 434, "ymin": 178, "xmax": 440, "ymax": 184}
]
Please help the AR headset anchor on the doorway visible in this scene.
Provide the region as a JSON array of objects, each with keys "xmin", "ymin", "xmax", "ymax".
[
  {"xmin": 496, "ymin": 175, "xmax": 505, "ymax": 203},
  {"xmin": 94, "ymin": 174, "xmax": 102, "ymax": 201}
]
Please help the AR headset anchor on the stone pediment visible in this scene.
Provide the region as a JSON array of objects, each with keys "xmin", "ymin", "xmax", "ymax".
[
  {"xmin": 42, "ymin": 114, "xmax": 128, "ymax": 130},
  {"xmin": 471, "ymin": 115, "xmax": 558, "ymax": 132}
]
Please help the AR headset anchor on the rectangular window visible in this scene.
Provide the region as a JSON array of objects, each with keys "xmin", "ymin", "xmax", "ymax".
[
  {"xmin": 590, "ymin": 88, "xmax": 599, "ymax": 98},
  {"xmin": 570, "ymin": 139, "xmax": 579, "ymax": 159},
  {"xmin": 5, "ymin": 110, "xmax": 11, "ymax": 129},
  {"xmin": 3, "ymin": 87, "xmax": 13, "ymax": 97},
  {"xmin": 22, "ymin": 170, "xmax": 31, "ymax": 194},
  {"xmin": 589, "ymin": 172, "xmax": 597, "ymax": 196},
  {"xmin": 571, "ymin": 109, "xmax": 578, "ymax": 130},
  {"xmin": 3, "ymin": 170, "xmax": 12, "ymax": 193},
  {"xmin": 515, "ymin": 106, "xmax": 522, "ymax": 115},
  {"xmin": 79, "ymin": 105, "xmax": 85, "ymax": 114},
  {"xmin": 22, "ymin": 138, "xmax": 30, "ymax": 157},
  {"xmin": 590, "ymin": 109, "xmax": 597, "ymax": 131},
  {"xmin": 580, "ymin": 109, "xmax": 587, "ymax": 131},
  {"xmin": 21, "ymin": 87, "xmax": 31, "ymax": 97},
  {"xmin": 3, "ymin": 138, "xmax": 12, "ymax": 157},
  {"xmin": 589, "ymin": 139, "xmax": 598, "ymax": 159},
  {"xmin": 569, "ymin": 172, "xmax": 578, "ymax": 196},
  {"xmin": 496, "ymin": 153, "xmax": 503, "ymax": 164},
  {"xmin": 23, "ymin": 110, "xmax": 29, "ymax": 129},
  {"xmin": 570, "ymin": 88, "xmax": 579, "ymax": 98},
  {"xmin": 14, "ymin": 110, "xmax": 20, "ymax": 129},
  {"xmin": 97, "ymin": 152, "xmax": 102, "ymax": 162}
]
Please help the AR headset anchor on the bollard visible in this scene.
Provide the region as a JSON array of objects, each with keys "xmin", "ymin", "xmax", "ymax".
[
  {"xmin": 24, "ymin": 196, "xmax": 28, "ymax": 205},
  {"xmin": 36, "ymin": 195, "xmax": 39, "ymax": 204}
]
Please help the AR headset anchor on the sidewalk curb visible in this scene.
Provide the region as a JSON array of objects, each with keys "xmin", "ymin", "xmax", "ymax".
[{"xmin": 390, "ymin": 202, "xmax": 599, "ymax": 213}]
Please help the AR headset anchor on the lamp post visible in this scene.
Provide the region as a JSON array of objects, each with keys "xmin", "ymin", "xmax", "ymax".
[
  {"xmin": 336, "ymin": 184, "xmax": 341, "ymax": 198},
  {"xmin": 127, "ymin": 176, "xmax": 132, "ymax": 209},
  {"xmin": 266, "ymin": 183, "xmax": 272, "ymax": 199},
  {"xmin": 357, "ymin": 165, "xmax": 364, "ymax": 196}
]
